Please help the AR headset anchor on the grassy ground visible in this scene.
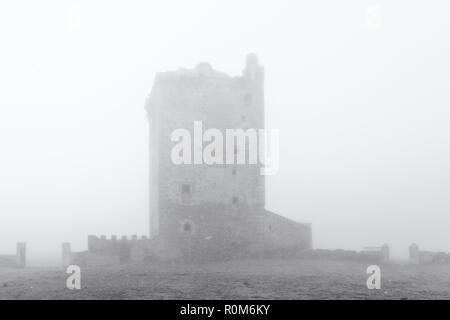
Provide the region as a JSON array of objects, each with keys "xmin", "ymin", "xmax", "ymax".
[{"xmin": 1, "ymin": 259, "xmax": 449, "ymax": 299}]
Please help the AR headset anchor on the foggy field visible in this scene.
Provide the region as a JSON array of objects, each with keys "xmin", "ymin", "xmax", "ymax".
[{"xmin": 1, "ymin": 259, "xmax": 450, "ymax": 300}]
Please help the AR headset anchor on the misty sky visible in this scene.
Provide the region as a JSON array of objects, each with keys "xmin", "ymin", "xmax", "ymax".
[{"xmin": 0, "ymin": 0, "xmax": 449, "ymax": 265}]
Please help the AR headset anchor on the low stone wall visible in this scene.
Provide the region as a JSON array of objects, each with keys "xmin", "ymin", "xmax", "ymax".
[
  {"xmin": 69, "ymin": 251, "xmax": 121, "ymax": 268},
  {"xmin": 64, "ymin": 226, "xmax": 313, "ymax": 266},
  {"xmin": 62, "ymin": 236, "xmax": 154, "ymax": 267},
  {"xmin": 409, "ymin": 243, "xmax": 450, "ymax": 264},
  {"xmin": 0, "ymin": 255, "xmax": 16, "ymax": 268},
  {"xmin": 261, "ymin": 210, "xmax": 312, "ymax": 257},
  {"xmin": 0, "ymin": 243, "xmax": 26, "ymax": 268},
  {"xmin": 299, "ymin": 246, "xmax": 390, "ymax": 263}
]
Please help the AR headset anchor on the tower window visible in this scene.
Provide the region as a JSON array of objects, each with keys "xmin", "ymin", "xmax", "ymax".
[
  {"xmin": 232, "ymin": 196, "xmax": 239, "ymax": 204},
  {"xmin": 181, "ymin": 183, "xmax": 191, "ymax": 194},
  {"xmin": 183, "ymin": 222, "xmax": 192, "ymax": 232},
  {"xmin": 179, "ymin": 219, "xmax": 196, "ymax": 235}
]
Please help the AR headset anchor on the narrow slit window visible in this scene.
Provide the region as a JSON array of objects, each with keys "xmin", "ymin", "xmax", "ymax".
[{"xmin": 181, "ymin": 184, "xmax": 191, "ymax": 195}]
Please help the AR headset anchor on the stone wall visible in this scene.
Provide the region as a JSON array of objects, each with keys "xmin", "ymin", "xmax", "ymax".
[
  {"xmin": 301, "ymin": 247, "xmax": 390, "ymax": 263},
  {"xmin": 63, "ymin": 236, "xmax": 153, "ymax": 267},
  {"xmin": 261, "ymin": 210, "xmax": 312, "ymax": 257},
  {"xmin": 0, "ymin": 243, "xmax": 26, "ymax": 268},
  {"xmin": 409, "ymin": 243, "xmax": 450, "ymax": 264},
  {"xmin": 0, "ymin": 255, "xmax": 16, "ymax": 268}
]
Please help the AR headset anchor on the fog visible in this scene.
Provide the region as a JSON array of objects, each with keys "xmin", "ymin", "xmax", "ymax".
[{"xmin": 0, "ymin": 0, "xmax": 449, "ymax": 265}]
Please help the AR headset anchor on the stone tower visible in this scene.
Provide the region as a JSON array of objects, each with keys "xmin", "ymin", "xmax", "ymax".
[{"xmin": 146, "ymin": 54, "xmax": 311, "ymax": 260}]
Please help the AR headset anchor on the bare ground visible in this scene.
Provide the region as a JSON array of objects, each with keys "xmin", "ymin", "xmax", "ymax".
[{"xmin": 1, "ymin": 259, "xmax": 450, "ymax": 299}]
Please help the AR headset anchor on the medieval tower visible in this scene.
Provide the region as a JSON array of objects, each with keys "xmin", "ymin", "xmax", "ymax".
[{"xmin": 145, "ymin": 54, "xmax": 312, "ymax": 260}]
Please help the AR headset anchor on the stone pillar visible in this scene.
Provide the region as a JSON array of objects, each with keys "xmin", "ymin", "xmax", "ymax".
[
  {"xmin": 87, "ymin": 235, "xmax": 97, "ymax": 252},
  {"xmin": 409, "ymin": 243, "xmax": 420, "ymax": 264},
  {"xmin": 381, "ymin": 244, "xmax": 390, "ymax": 262},
  {"xmin": 62, "ymin": 242, "xmax": 72, "ymax": 267},
  {"xmin": 16, "ymin": 242, "xmax": 26, "ymax": 268}
]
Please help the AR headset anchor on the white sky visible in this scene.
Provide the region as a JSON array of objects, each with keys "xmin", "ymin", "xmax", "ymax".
[{"xmin": 0, "ymin": 0, "xmax": 449, "ymax": 265}]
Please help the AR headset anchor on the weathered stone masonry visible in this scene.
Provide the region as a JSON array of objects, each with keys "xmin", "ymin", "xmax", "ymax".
[{"xmin": 144, "ymin": 54, "xmax": 312, "ymax": 260}]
